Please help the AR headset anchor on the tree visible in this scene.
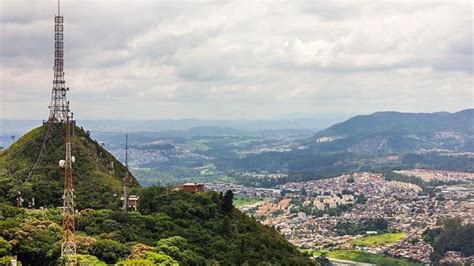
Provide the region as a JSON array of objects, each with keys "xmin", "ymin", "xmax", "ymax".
[
  {"xmin": 444, "ymin": 217, "xmax": 462, "ymax": 233},
  {"xmin": 155, "ymin": 236, "xmax": 205, "ymax": 264},
  {"xmin": 342, "ymin": 189, "xmax": 351, "ymax": 195},
  {"xmin": 356, "ymin": 194, "xmax": 367, "ymax": 204},
  {"xmin": 426, "ymin": 218, "xmax": 474, "ymax": 261},
  {"xmin": 58, "ymin": 254, "xmax": 106, "ymax": 266},
  {"xmin": 75, "ymin": 235, "xmax": 97, "ymax": 255},
  {"xmin": 369, "ymin": 218, "xmax": 388, "ymax": 231},
  {"xmin": 0, "ymin": 256, "xmax": 18, "ymax": 265},
  {"xmin": 143, "ymin": 252, "xmax": 178, "ymax": 265},
  {"xmin": 220, "ymin": 216, "xmax": 232, "ymax": 235},
  {"xmin": 7, "ymin": 220, "xmax": 61, "ymax": 264},
  {"xmin": 0, "ymin": 237, "xmax": 11, "ymax": 257},
  {"xmin": 90, "ymin": 239, "xmax": 129, "ymax": 264},
  {"xmin": 315, "ymin": 252, "xmax": 331, "ymax": 266},
  {"xmin": 117, "ymin": 258, "xmax": 155, "ymax": 266},
  {"xmin": 301, "ymin": 188, "xmax": 307, "ymax": 196},
  {"xmin": 129, "ymin": 243, "xmax": 154, "ymax": 259},
  {"xmin": 422, "ymin": 228, "xmax": 442, "ymax": 244},
  {"xmin": 222, "ymin": 190, "xmax": 234, "ymax": 213}
]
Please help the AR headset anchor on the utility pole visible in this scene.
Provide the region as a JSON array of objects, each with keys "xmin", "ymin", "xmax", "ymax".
[
  {"xmin": 123, "ymin": 132, "xmax": 130, "ymax": 211},
  {"xmin": 61, "ymin": 113, "xmax": 76, "ymax": 259},
  {"xmin": 48, "ymin": 0, "xmax": 69, "ymax": 123}
]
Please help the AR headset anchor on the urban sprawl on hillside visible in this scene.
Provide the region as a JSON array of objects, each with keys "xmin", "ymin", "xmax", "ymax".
[{"xmin": 206, "ymin": 170, "xmax": 474, "ymax": 264}]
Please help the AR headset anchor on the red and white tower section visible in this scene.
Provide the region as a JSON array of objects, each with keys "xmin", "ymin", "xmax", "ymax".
[{"xmin": 61, "ymin": 114, "xmax": 76, "ymax": 257}]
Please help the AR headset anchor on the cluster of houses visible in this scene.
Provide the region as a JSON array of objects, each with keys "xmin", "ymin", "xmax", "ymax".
[
  {"xmin": 440, "ymin": 251, "xmax": 474, "ymax": 265},
  {"xmin": 204, "ymin": 182, "xmax": 281, "ymax": 198},
  {"xmin": 240, "ymin": 171, "xmax": 288, "ymax": 180},
  {"xmin": 384, "ymin": 233, "xmax": 433, "ymax": 263},
  {"xmin": 394, "ymin": 169, "xmax": 474, "ymax": 182},
  {"xmin": 210, "ymin": 171, "xmax": 473, "ymax": 264},
  {"xmin": 303, "ymin": 194, "xmax": 355, "ymax": 210},
  {"xmin": 387, "ymin": 180, "xmax": 422, "ymax": 193},
  {"xmin": 254, "ymin": 198, "xmax": 291, "ymax": 216}
]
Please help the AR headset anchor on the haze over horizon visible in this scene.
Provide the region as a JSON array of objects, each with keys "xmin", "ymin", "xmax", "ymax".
[{"xmin": 1, "ymin": 0, "xmax": 473, "ymax": 120}]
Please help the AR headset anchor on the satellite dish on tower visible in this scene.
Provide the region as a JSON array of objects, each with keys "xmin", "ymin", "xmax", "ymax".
[{"xmin": 59, "ymin": 157, "xmax": 74, "ymax": 168}]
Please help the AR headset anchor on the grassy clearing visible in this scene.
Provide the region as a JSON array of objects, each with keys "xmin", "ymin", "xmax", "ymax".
[
  {"xmin": 233, "ymin": 197, "xmax": 265, "ymax": 208},
  {"xmin": 352, "ymin": 232, "xmax": 406, "ymax": 247},
  {"xmin": 303, "ymin": 249, "xmax": 421, "ymax": 266}
]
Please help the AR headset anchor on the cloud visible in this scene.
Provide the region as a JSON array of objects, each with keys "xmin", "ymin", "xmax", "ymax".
[{"xmin": 0, "ymin": 0, "xmax": 472, "ymax": 120}]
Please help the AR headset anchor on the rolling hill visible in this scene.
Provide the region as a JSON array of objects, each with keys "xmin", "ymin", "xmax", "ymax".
[
  {"xmin": 184, "ymin": 126, "xmax": 244, "ymax": 137},
  {"xmin": 0, "ymin": 123, "xmax": 140, "ymax": 209},
  {"xmin": 312, "ymin": 109, "xmax": 474, "ymax": 154},
  {"xmin": 215, "ymin": 110, "xmax": 474, "ymax": 186}
]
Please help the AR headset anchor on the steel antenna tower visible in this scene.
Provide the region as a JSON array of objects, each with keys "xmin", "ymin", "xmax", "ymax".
[
  {"xmin": 48, "ymin": 0, "xmax": 70, "ymax": 123},
  {"xmin": 61, "ymin": 113, "xmax": 76, "ymax": 258},
  {"xmin": 123, "ymin": 132, "xmax": 131, "ymax": 210}
]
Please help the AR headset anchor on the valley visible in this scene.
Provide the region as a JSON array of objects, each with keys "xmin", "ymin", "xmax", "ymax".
[
  {"xmin": 67, "ymin": 109, "xmax": 474, "ymax": 189},
  {"xmin": 1, "ymin": 109, "xmax": 473, "ymax": 264},
  {"xmin": 2, "ymin": 0, "xmax": 472, "ymax": 264}
]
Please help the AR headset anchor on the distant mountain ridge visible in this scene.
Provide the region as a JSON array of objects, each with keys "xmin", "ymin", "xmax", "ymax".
[
  {"xmin": 184, "ymin": 126, "xmax": 244, "ymax": 136},
  {"xmin": 0, "ymin": 117, "xmax": 338, "ymax": 135},
  {"xmin": 312, "ymin": 109, "xmax": 473, "ymax": 154}
]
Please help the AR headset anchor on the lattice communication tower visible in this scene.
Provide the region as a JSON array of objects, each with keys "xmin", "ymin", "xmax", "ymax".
[
  {"xmin": 61, "ymin": 113, "xmax": 76, "ymax": 257},
  {"xmin": 48, "ymin": 0, "xmax": 70, "ymax": 123}
]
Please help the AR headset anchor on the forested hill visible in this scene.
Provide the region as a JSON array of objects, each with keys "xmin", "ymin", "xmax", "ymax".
[
  {"xmin": 0, "ymin": 123, "xmax": 140, "ymax": 209},
  {"xmin": 315, "ymin": 109, "xmax": 473, "ymax": 137},
  {"xmin": 311, "ymin": 109, "xmax": 474, "ymax": 154},
  {"xmin": 0, "ymin": 188, "xmax": 315, "ymax": 265}
]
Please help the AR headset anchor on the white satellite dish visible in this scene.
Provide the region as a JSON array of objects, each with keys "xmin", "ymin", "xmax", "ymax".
[{"xmin": 59, "ymin": 160, "xmax": 65, "ymax": 168}]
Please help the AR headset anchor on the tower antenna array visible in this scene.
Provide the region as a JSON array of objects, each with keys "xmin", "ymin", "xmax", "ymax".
[
  {"xmin": 52, "ymin": 0, "xmax": 76, "ymax": 259},
  {"xmin": 61, "ymin": 113, "xmax": 76, "ymax": 258},
  {"xmin": 48, "ymin": 0, "xmax": 69, "ymax": 123}
]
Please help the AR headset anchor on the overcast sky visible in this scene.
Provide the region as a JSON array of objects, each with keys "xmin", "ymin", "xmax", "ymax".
[{"xmin": 0, "ymin": 0, "xmax": 472, "ymax": 120}]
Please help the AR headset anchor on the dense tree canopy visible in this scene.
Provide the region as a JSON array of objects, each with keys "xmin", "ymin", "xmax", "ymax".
[
  {"xmin": 423, "ymin": 218, "xmax": 474, "ymax": 261},
  {"xmin": 336, "ymin": 218, "xmax": 389, "ymax": 236},
  {"xmin": 0, "ymin": 187, "xmax": 314, "ymax": 265},
  {"xmin": 0, "ymin": 237, "xmax": 11, "ymax": 257}
]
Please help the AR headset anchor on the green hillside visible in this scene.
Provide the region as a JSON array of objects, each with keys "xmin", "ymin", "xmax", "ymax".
[
  {"xmin": 212, "ymin": 110, "xmax": 474, "ymax": 187},
  {"xmin": 312, "ymin": 109, "xmax": 474, "ymax": 154},
  {"xmin": 315, "ymin": 109, "xmax": 473, "ymax": 137},
  {"xmin": 305, "ymin": 249, "xmax": 420, "ymax": 266},
  {"xmin": 0, "ymin": 124, "xmax": 314, "ymax": 265},
  {"xmin": 0, "ymin": 123, "xmax": 140, "ymax": 209},
  {"xmin": 0, "ymin": 188, "xmax": 314, "ymax": 265}
]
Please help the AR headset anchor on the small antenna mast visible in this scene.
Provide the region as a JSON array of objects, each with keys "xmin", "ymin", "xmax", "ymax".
[
  {"xmin": 125, "ymin": 132, "xmax": 128, "ymax": 167},
  {"xmin": 123, "ymin": 131, "xmax": 130, "ymax": 211},
  {"xmin": 58, "ymin": 0, "xmax": 60, "ymax": 16}
]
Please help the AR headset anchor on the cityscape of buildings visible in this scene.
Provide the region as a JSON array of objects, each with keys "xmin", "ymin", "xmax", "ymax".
[{"xmin": 206, "ymin": 170, "xmax": 474, "ymax": 264}]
